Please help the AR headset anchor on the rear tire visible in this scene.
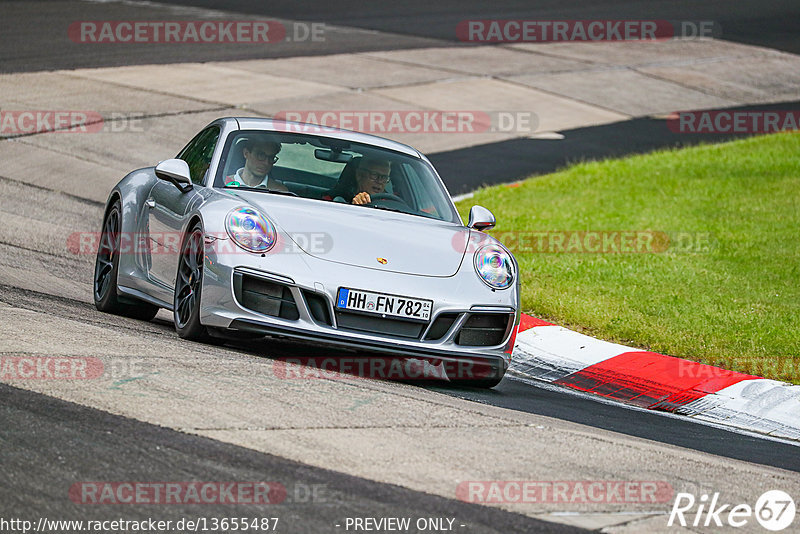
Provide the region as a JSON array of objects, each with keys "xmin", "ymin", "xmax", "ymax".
[
  {"xmin": 94, "ymin": 200, "xmax": 159, "ymax": 321},
  {"xmin": 174, "ymin": 222, "xmax": 209, "ymax": 341}
]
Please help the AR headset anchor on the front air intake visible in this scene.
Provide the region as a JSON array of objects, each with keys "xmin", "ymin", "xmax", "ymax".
[
  {"xmin": 423, "ymin": 312, "xmax": 459, "ymax": 341},
  {"xmin": 455, "ymin": 313, "xmax": 512, "ymax": 346},
  {"xmin": 233, "ymin": 272, "xmax": 299, "ymax": 320}
]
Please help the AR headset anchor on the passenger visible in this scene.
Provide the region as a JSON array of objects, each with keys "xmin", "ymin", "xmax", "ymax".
[{"xmin": 225, "ymin": 136, "xmax": 289, "ymax": 191}]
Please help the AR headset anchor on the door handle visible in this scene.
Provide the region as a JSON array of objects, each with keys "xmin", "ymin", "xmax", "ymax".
[{"xmin": 145, "ymin": 198, "xmax": 156, "ymax": 208}]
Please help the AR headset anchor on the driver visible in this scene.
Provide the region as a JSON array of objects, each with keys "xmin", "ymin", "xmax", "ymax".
[{"xmin": 351, "ymin": 158, "xmax": 392, "ymax": 205}]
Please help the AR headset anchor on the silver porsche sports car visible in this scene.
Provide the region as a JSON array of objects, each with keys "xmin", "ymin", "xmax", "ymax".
[{"xmin": 94, "ymin": 118, "xmax": 519, "ymax": 386}]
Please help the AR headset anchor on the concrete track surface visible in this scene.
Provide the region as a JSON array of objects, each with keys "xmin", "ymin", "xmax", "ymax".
[{"xmin": 1, "ymin": 178, "xmax": 799, "ymax": 533}]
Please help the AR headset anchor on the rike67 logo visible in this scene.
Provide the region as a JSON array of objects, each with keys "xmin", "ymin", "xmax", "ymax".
[{"xmin": 668, "ymin": 490, "xmax": 795, "ymax": 531}]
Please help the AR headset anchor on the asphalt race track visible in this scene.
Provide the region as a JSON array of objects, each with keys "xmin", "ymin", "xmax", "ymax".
[
  {"xmin": 429, "ymin": 378, "xmax": 800, "ymax": 473},
  {"xmin": 0, "ymin": 384, "xmax": 573, "ymax": 533},
  {"xmin": 2, "ymin": 0, "xmax": 798, "ymax": 72},
  {"xmin": 1, "ymin": 132, "xmax": 798, "ymax": 532},
  {"xmin": 431, "ymin": 100, "xmax": 800, "ymax": 195},
  {"xmin": 1, "ymin": 1, "xmax": 799, "ymax": 533},
  {"xmin": 2, "ymin": 1, "xmax": 798, "ymax": 191}
]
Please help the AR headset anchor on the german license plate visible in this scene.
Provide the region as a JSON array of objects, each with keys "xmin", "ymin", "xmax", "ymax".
[{"xmin": 336, "ymin": 288, "xmax": 432, "ymax": 321}]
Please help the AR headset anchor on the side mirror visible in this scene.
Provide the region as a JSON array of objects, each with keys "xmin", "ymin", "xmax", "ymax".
[
  {"xmin": 155, "ymin": 159, "xmax": 193, "ymax": 193},
  {"xmin": 467, "ymin": 205, "xmax": 496, "ymax": 231}
]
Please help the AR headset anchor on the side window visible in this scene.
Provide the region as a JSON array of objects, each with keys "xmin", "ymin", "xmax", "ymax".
[
  {"xmin": 402, "ymin": 162, "xmax": 444, "ymax": 218},
  {"xmin": 178, "ymin": 127, "xmax": 220, "ymax": 185}
]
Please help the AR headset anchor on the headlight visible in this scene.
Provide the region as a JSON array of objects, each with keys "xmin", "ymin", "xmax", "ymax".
[
  {"xmin": 225, "ymin": 207, "xmax": 276, "ymax": 253},
  {"xmin": 474, "ymin": 244, "xmax": 514, "ymax": 289}
]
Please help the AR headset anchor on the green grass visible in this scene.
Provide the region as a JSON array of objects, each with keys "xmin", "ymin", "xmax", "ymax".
[{"xmin": 457, "ymin": 132, "xmax": 800, "ymax": 383}]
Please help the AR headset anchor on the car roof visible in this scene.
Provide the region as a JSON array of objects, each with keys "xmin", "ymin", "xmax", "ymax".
[{"xmin": 217, "ymin": 117, "xmax": 423, "ymax": 158}]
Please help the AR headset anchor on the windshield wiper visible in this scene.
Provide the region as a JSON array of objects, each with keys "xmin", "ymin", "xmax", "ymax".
[
  {"xmin": 230, "ymin": 186, "xmax": 298, "ymax": 197},
  {"xmin": 366, "ymin": 205, "xmax": 407, "ymax": 214},
  {"xmin": 263, "ymin": 188, "xmax": 298, "ymax": 196},
  {"xmin": 365, "ymin": 204, "xmax": 441, "ymax": 220}
]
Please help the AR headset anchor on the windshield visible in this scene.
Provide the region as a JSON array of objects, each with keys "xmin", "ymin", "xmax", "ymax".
[{"xmin": 213, "ymin": 130, "xmax": 460, "ymax": 223}]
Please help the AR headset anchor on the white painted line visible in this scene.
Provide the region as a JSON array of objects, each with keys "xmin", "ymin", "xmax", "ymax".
[
  {"xmin": 528, "ymin": 131, "xmax": 565, "ymax": 140},
  {"xmin": 451, "ymin": 192, "xmax": 474, "ymax": 203}
]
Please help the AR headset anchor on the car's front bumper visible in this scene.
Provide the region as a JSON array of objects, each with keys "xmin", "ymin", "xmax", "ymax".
[
  {"xmin": 199, "ymin": 241, "xmax": 520, "ymax": 376},
  {"xmin": 224, "ymin": 317, "xmax": 509, "ymax": 382}
]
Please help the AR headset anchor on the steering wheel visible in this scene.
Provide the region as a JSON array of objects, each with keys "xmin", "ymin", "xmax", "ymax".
[{"xmin": 367, "ymin": 193, "xmax": 408, "ymax": 206}]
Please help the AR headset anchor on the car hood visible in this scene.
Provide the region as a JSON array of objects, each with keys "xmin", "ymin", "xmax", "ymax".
[{"xmin": 237, "ymin": 193, "xmax": 469, "ymax": 277}]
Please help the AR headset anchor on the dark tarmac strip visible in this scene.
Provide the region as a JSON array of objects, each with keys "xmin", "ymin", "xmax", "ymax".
[
  {"xmin": 0, "ymin": 0, "xmax": 442, "ymax": 74},
  {"xmin": 164, "ymin": 0, "xmax": 800, "ymax": 55},
  {"xmin": 428, "ymin": 377, "xmax": 800, "ymax": 474},
  {"xmin": 429, "ymin": 100, "xmax": 800, "ymax": 195},
  {"xmin": 2, "ymin": 1, "xmax": 798, "ymax": 73},
  {"xmin": 0, "ymin": 383, "xmax": 582, "ymax": 534}
]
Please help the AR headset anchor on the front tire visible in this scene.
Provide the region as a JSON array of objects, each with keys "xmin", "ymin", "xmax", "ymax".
[
  {"xmin": 94, "ymin": 200, "xmax": 159, "ymax": 321},
  {"xmin": 174, "ymin": 223, "xmax": 209, "ymax": 340},
  {"xmin": 453, "ymin": 374, "xmax": 504, "ymax": 389}
]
